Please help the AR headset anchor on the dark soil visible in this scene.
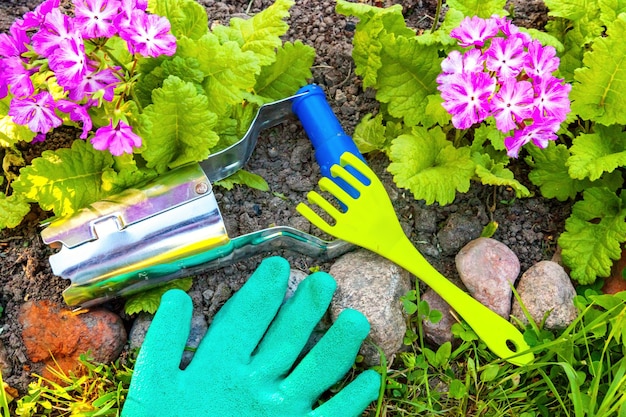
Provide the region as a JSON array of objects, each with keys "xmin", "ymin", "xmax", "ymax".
[{"xmin": 0, "ymin": 0, "xmax": 564, "ymax": 395}]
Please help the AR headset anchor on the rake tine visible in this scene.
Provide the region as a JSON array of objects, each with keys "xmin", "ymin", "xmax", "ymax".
[
  {"xmin": 295, "ymin": 202, "xmax": 334, "ymax": 234},
  {"xmin": 318, "ymin": 177, "xmax": 356, "ymax": 208}
]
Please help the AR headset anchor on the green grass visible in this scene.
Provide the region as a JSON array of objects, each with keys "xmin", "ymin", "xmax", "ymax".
[{"xmin": 367, "ymin": 286, "xmax": 626, "ymax": 416}]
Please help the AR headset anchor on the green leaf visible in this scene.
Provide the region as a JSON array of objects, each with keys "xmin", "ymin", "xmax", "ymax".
[
  {"xmin": 214, "ymin": 169, "xmax": 269, "ymax": 191},
  {"xmin": 352, "ymin": 113, "xmax": 409, "ymax": 156},
  {"xmin": 250, "ymin": 41, "xmax": 315, "ymax": 104},
  {"xmin": 446, "ymin": 0, "xmax": 508, "ymax": 18},
  {"xmin": 12, "ymin": 140, "xmax": 114, "ymax": 217},
  {"xmin": 544, "ymin": 0, "xmax": 600, "ymax": 21},
  {"xmin": 567, "ymin": 125, "xmax": 626, "ymax": 181},
  {"xmin": 178, "ymin": 34, "xmax": 260, "ymax": 115},
  {"xmin": 101, "ymin": 154, "xmax": 158, "ymax": 195},
  {"xmin": 0, "ymin": 193, "xmax": 30, "ymax": 229},
  {"xmin": 448, "ymin": 379, "xmax": 467, "ymax": 400},
  {"xmin": 124, "ymin": 277, "xmax": 194, "ymax": 315},
  {"xmin": 480, "ymin": 364, "xmax": 500, "ymax": 382},
  {"xmin": 416, "ymin": 9, "xmax": 464, "ymax": 46},
  {"xmin": 226, "ymin": 0, "xmax": 294, "ymax": 66},
  {"xmin": 559, "ymin": 187, "xmax": 626, "ymax": 284},
  {"xmin": 134, "ymin": 57, "xmax": 205, "ymax": 107},
  {"xmin": 140, "ymin": 76, "xmax": 219, "ymax": 172},
  {"xmin": 472, "ymin": 153, "xmax": 531, "ymax": 198},
  {"xmin": 570, "ymin": 16, "xmax": 626, "ymax": 125},
  {"xmin": 600, "ymin": 0, "xmax": 626, "ymax": 26},
  {"xmin": 388, "ymin": 126, "xmax": 474, "ymax": 205},
  {"xmin": 0, "ymin": 96, "xmax": 37, "ymax": 147},
  {"xmin": 148, "ymin": 0, "xmax": 208, "ymax": 40},
  {"xmin": 526, "ymin": 142, "xmax": 587, "ymax": 201},
  {"xmin": 376, "ymin": 35, "xmax": 441, "ymax": 126},
  {"xmin": 335, "ymin": 0, "xmax": 413, "ymax": 89}
]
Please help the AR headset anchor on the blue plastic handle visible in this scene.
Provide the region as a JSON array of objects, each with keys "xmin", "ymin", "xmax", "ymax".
[{"xmin": 292, "ymin": 85, "xmax": 369, "ymax": 198}]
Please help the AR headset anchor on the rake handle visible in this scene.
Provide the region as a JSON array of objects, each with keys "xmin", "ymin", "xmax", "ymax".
[
  {"xmin": 381, "ymin": 238, "xmax": 534, "ymax": 366},
  {"xmin": 292, "ymin": 85, "xmax": 369, "ymax": 196}
]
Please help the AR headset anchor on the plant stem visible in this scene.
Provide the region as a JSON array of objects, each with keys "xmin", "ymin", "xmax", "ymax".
[{"xmin": 431, "ymin": 0, "xmax": 443, "ymax": 32}]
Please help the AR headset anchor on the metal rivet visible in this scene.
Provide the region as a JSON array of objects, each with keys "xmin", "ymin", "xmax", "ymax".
[{"xmin": 195, "ymin": 182, "xmax": 209, "ymax": 195}]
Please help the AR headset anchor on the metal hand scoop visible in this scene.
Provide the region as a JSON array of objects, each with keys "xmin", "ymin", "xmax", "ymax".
[{"xmin": 297, "ymin": 152, "xmax": 534, "ymax": 366}]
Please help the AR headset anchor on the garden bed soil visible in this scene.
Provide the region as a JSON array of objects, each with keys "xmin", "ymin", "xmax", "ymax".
[{"xmin": 0, "ymin": 0, "xmax": 564, "ymax": 395}]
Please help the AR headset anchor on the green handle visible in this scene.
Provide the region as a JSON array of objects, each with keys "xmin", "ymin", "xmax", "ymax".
[{"xmin": 383, "ymin": 238, "xmax": 533, "ymax": 366}]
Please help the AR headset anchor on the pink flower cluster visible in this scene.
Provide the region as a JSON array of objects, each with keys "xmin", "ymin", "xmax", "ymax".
[
  {"xmin": 437, "ymin": 16, "xmax": 571, "ymax": 157},
  {"xmin": 0, "ymin": 0, "xmax": 177, "ymax": 156}
]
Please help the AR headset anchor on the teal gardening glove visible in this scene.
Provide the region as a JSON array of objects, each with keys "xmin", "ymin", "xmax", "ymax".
[{"xmin": 122, "ymin": 256, "xmax": 381, "ymax": 417}]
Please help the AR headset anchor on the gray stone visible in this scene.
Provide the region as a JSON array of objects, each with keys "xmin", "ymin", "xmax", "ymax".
[
  {"xmin": 421, "ymin": 289, "xmax": 456, "ymax": 346},
  {"xmin": 456, "ymin": 237, "xmax": 520, "ymax": 318},
  {"xmin": 129, "ymin": 310, "xmax": 208, "ymax": 369},
  {"xmin": 437, "ymin": 213, "xmax": 484, "ymax": 255},
  {"xmin": 511, "ymin": 261, "xmax": 578, "ymax": 330},
  {"xmin": 285, "ymin": 268, "xmax": 309, "ymax": 301},
  {"xmin": 329, "ymin": 250, "xmax": 411, "ymax": 366}
]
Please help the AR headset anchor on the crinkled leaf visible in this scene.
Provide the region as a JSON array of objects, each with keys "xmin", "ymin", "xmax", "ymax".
[
  {"xmin": 140, "ymin": 76, "xmax": 219, "ymax": 172},
  {"xmin": 423, "ymin": 94, "xmax": 452, "ymax": 128},
  {"xmin": 559, "ymin": 187, "xmax": 626, "ymax": 284},
  {"xmin": 0, "ymin": 193, "xmax": 30, "ymax": 229},
  {"xmin": 567, "ymin": 125, "xmax": 626, "ymax": 181},
  {"xmin": 599, "ymin": 0, "xmax": 626, "ymax": 26},
  {"xmin": 101, "ymin": 154, "xmax": 158, "ymax": 195},
  {"xmin": 224, "ymin": 0, "xmax": 294, "ymax": 66},
  {"xmin": 148, "ymin": 0, "xmax": 208, "ymax": 40},
  {"xmin": 570, "ymin": 16, "xmax": 626, "ymax": 125},
  {"xmin": 521, "ymin": 28, "xmax": 564, "ymax": 52},
  {"xmin": 446, "ymin": 0, "xmax": 508, "ymax": 17},
  {"xmin": 214, "ymin": 169, "xmax": 269, "ymax": 191},
  {"xmin": 526, "ymin": 142, "xmax": 587, "ymax": 201},
  {"xmin": 178, "ymin": 34, "xmax": 260, "ymax": 115},
  {"xmin": 12, "ymin": 140, "xmax": 114, "ymax": 217},
  {"xmin": 472, "ymin": 153, "xmax": 530, "ymax": 198},
  {"xmin": 376, "ymin": 35, "xmax": 441, "ymax": 126},
  {"xmin": 353, "ymin": 113, "xmax": 409, "ymax": 156},
  {"xmin": 248, "ymin": 41, "xmax": 315, "ymax": 104},
  {"xmin": 134, "ymin": 57, "xmax": 205, "ymax": 106},
  {"xmin": 124, "ymin": 277, "xmax": 194, "ymax": 315},
  {"xmin": 472, "ymin": 122, "xmax": 506, "ymax": 153},
  {"xmin": 0, "ymin": 96, "xmax": 36, "ymax": 147},
  {"xmin": 336, "ymin": 0, "xmax": 413, "ymax": 89},
  {"xmin": 388, "ymin": 126, "xmax": 474, "ymax": 205},
  {"xmin": 353, "ymin": 113, "xmax": 388, "ymax": 154}
]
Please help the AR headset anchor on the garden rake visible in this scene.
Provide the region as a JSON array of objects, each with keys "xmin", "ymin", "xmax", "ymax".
[{"xmin": 297, "ymin": 152, "xmax": 534, "ymax": 366}]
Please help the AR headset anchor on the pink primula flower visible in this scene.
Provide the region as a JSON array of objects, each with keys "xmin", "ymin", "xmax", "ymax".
[
  {"xmin": 437, "ymin": 49, "xmax": 484, "ymax": 88},
  {"xmin": 91, "ymin": 120, "xmax": 142, "ymax": 156},
  {"xmin": 75, "ymin": 0, "xmax": 122, "ymax": 39},
  {"xmin": 490, "ymin": 78, "xmax": 534, "ymax": 132},
  {"xmin": 32, "ymin": 8, "xmax": 77, "ymax": 57},
  {"xmin": 485, "ymin": 36, "xmax": 526, "ymax": 79},
  {"xmin": 20, "ymin": 0, "xmax": 60, "ymax": 30},
  {"xmin": 119, "ymin": 11, "xmax": 176, "ymax": 57},
  {"xmin": 3, "ymin": 56, "xmax": 35, "ymax": 98},
  {"xmin": 48, "ymin": 36, "xmax": 89, "ymax": 88},
  {"xmin": 450, "ymin": 16, "xmax": 499, "ymax": 47},
  {"xmin": 57, "ymin": 100, "xmax": 93, "ymax": 139},
  {"xmin": 9, "ymin": 91, "xmax": 63, "ymax": 134},
  {"xmin": 533, "ymin": 76, "xmax": 571, "ymax": 122},
  {"xmin": 524, "ymin": 41, "xmax": 560, "ymax": 80},
  {"xmin": 0, "ymin": 22, "xmax": 30, "ymax": 58},
  {"xmin": 440, "ymin": 72, "xmax": 495, "ymax": 130},
  {"xmin": 504, "ymin": 111, "xmax": 561, "ymax": 158},
  {"xmin": 68, "ymin": 66, "xmax": 120, "ymax": 101}
]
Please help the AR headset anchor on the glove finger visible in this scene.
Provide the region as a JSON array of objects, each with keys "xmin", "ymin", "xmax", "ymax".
[
  {"xmin": 191, "ymin": 256, "xmax": 290, "ymax": 364},
  {"xmin": 251, "ymin": 271, "xmax": 336, "ymax": 375},
  {"xmin": 280, "ymin": 308, "xmax": 371, "ymax": 402},
  {"xmin": 134, "ymin": 289, "xmax": 192, "ymax": 374},
  {"xmin": 308, "ymin": 370, "xmax": 381, "ymax": 417}
]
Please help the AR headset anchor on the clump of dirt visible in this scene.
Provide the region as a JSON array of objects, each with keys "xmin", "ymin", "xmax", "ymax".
[{"xmin": 0, "ymin": 0, "xmax": 563, "ymax": 394}]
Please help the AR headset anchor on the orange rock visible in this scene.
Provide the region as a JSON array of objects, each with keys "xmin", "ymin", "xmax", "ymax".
[
  {"xmin": 602, "ymin": 246, "xmax": 626, "ymax": 295},
  {"xmin": 18, "ymin": 299, "xmax": 126, "ymax": 376}
]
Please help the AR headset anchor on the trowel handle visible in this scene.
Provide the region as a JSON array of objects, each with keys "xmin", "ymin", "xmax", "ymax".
[{"xmin": 292, "ymin": 85, "xmax": 369, "ymax": 195}]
